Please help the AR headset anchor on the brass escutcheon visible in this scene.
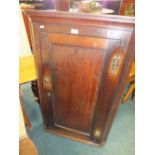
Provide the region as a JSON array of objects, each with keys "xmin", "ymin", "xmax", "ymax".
[{"xmin": 43, "ymin": 75, "xmax": 52, "ymax": 96}]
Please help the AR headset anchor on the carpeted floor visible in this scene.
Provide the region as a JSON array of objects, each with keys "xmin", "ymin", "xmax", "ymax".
[{"xmin": 21, "ymin": 83, "xmax": 135, "ymax": 155}]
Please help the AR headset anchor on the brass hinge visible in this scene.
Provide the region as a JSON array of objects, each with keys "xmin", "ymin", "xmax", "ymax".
[{"xmin": 111, "ymin": 54, "xmax": 121, "ymax": 74}]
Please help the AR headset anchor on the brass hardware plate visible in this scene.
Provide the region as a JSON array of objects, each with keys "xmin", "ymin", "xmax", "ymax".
[
  {"xmin": 94, "ymin": 129, "xmax": 100, "ymax": 138},
  {"xmin": 43, "ymin": 75, "xmax": 52, "ymax": 96},
  {"xmin": 111, "ymin": 54, "xmax": 121, "ymax": 74}
]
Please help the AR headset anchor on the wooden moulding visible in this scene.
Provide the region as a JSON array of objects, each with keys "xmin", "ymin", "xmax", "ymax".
[{"xmin": 23, "ymin": 9, "xmax": 134, "ymax": 23}]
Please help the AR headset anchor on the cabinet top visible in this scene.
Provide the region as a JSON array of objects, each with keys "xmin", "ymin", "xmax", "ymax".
[{"xmin": 23, "ymin": 9, "xmax": 135, "ymax": 24}]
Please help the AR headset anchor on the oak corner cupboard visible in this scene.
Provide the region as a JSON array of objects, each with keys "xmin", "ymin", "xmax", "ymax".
[{"xmin": 23, "ymin": 10, "xmax": 135, "ymax": 147}]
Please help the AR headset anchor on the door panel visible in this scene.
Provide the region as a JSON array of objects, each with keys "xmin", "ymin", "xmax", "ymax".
[{"xmin": 49, "ymin": 44, "xmax": 104, "ymax": 133}]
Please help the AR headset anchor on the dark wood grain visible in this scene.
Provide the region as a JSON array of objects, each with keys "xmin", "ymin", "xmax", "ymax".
[
  {"xmin": 50, "ymin": 44, "xmax": 103, "ymax": 133},
  {"xmin": 23, "ymin": 10, "xmax": 135, "ymax": 147}
]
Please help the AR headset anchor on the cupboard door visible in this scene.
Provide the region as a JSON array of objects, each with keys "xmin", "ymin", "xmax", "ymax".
[{"xmin": 39, "ymin": 30, "xmax": 125, "ymax": 143}]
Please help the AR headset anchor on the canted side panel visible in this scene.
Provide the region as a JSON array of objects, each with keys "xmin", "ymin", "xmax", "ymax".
[
  {"xmin": 39, "ymin": 32, "xmax": 55, "ymax": 127},
  {"xmin": 100, "ymin": 32, "xmax": 135, "ymax": 142},
  {"xmin": 29, "ymin": 23, "xmax": 54, "ymax": 128},
  {"xmin": 49, "ymin": 44, "xmax": 104, "ymax": 133},
  {"xmin": 90, "ymin": 48, "xmax": 126, "ymax": 143}
]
